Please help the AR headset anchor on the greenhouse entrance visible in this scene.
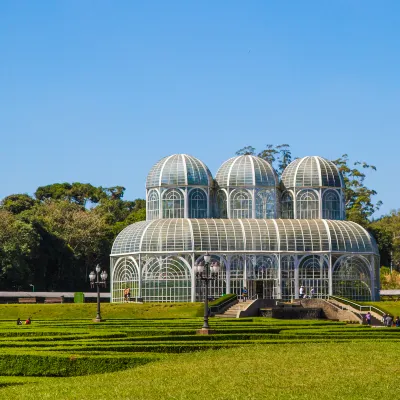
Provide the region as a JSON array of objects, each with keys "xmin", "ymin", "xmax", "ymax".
[{"xmin": 248, "ymin": 280, "xmax": 278, "ymax": 299}]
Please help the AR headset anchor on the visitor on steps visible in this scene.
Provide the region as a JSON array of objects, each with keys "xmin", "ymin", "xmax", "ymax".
[
  {"xmin": 382, "ymin": 313, "xmax": 387, "ymax": 326},
  {"xmin": 385, "ymin": 315, "xmax": 393, "ymax": 327},
  {"xmin": 310, "ymin": 288, "xmax": 315, "ymax": 298},
  {"xmin": 365, "ymin": 312, "xmax": 371, "ymax": 326},
  {"xmin": 299, "ymin": 286, "xmax": 305, "ymax": 298},
  {"xmin": 242, "ymin": 287, "xmax": 248, "ymax": 302}
]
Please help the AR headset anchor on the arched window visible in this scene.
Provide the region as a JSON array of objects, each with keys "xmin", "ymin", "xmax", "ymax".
[
  {"xmin": 162, "ymin": 189, "xmax": 184, "ymax": 218},
  {"xmin": 112, "ymin": 257, "xmax": 139, "ymax": 303},
  {"xmin": 299, "ymin": 255, "xmax": 329, "ymax": 298},
  {"xmin": 297, "ymin": 189, "xmax": 319, "ymax": 219},
  {"xmin": 281, "ymin": 192, "xmax": 294, "ymax": 219},
  {"xmin": 255, "ymin": 190, "xmax": 275, "ymax": 219},
  {"xmin": 322, "ymin": 190, "xmax": 341, "ymax": 220},
  {"xmin": 333, "ymin": 256, "xmax": 371, "ymax": 301},
  {"xmin": 142, "ymin": 256, "xmax": 191, "ymax": 302},
  {"xmin": 147, "ymin": 190, "xmax": 159, "ymax": 220},
  {"xmin": 230, "ymin": 190, "xmax": 252, "ymax": 218},
  {"xmin": 216, "ymin": 190, "xmax": 227, "ymax": 218},
  {"xmin": 189, "ymin": 189, "xmax": 207, "ymax": 218}
]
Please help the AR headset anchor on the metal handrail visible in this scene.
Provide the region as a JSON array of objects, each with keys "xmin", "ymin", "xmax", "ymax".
[{"xmin": 329, "ymin": 295, "xmax": 386, "ymax": 317}]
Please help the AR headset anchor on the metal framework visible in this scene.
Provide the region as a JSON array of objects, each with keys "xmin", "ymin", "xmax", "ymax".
[
  {"xmin": 111, "ymin": 153, "xmax": 380, "ymax": 303},
  {"xmin": 111, "ymin": 218, "xmax": 379, "ymax": 302}
]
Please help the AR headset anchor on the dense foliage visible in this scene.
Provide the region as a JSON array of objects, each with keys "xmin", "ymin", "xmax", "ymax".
[{"xmin": 0, "ymin": 185, "xmax": 146, "ymax": 291}]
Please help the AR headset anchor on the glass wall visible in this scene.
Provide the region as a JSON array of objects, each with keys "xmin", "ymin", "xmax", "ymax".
[
  {"xmin": 255, "ymin": 190, "xmax": 275, "ymax": 219},
  {"xmin": 162, "ymin": 189, "xmax": 184, "ymax": 218},
  {"xmin": 112, "ymin": 257, "xmax": 139, "ymax": 303},
  {"xmin": 322, "ymin": 190, "xmax": 341, "ymax": 220},
  {"xmin": 230, "ymin": 190, "xmax": 252, "ymax": 219},
  {"xmin": 189, "ymin": 188, "xmax": 207, "ymax": 218},
  {"xmin": 297, "ymin": 189, "xmax": 319, "ymax": 219},
  {"xmin": 147, "ymin": 189, "xmax": 160, "ymax": 220},
  {"xmin": 142, "ymin": 256, "xmax": 191, "ymax": 302},
  {"xmin": 281, "ymin": 192, "xmax": 294, "ymax": 219}
]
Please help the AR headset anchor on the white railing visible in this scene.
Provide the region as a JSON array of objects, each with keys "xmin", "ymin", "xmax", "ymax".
[{"xmin": 328, "ymin": 295, "xmax": 385, "ymax": 317}]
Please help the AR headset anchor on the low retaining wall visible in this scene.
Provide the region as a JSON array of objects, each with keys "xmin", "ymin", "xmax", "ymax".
[{"xmin": 260, "ymin": 307, "xmax": 324, "ymax": 319}]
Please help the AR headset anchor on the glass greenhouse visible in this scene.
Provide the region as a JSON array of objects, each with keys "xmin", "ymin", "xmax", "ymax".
[{"xmin": 111, "ymin": 154, "xmax": 380, "ymax": 303}]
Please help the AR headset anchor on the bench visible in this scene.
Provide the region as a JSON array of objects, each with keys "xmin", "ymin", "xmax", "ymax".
[
  {"xmin": 18, "ymin": 298, "xmax": 37, "ymax": 304},
  {"xmin": 44, "ymin": 297, "xmax": 64, "ymax": 304}
]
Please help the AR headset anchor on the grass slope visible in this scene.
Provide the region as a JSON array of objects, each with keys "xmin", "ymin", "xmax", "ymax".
[
  {"xmin": 0, "ymin": 342, "xmax": 398, "ymax": 400},
  {"xmin": 0, "ymin": 303, "xmax": 203, "ymax": 320}
]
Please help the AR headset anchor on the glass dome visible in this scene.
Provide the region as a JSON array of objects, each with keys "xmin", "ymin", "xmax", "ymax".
[
  {"xmin": 215, "ymin": 155, "xmax": 278, "ymax": 188},
  {"xmin": 281, "ymin": 156, "xmax": 344, "ymax": 189},
  {"xmin": 146, "ymin": 154, "xmax": 213, "ymax": 189}
]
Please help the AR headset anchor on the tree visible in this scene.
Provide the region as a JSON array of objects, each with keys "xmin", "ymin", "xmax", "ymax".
[
  {"xmin": 332, "ymin": 154, "xmax": 382, "ymax": 226},
  {"xmin": 370, "ymin": 210, "xmax": 400, "ymax": 269},
  {"xmin": 237, "ymin": 144, "xmax": 292, "ymax": 175},
  {"xmin": 0, "ymin": 210, "xmax": 40, "ymax": 290},
  {"xmin": 0, "ymin": 194, "xmax": 36, "ymax": 214}
]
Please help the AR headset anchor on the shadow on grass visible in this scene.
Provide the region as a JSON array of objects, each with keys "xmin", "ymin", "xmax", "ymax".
[{"xmin": 0, "ymin": 382, "xmax": 26, "ymax": 388}]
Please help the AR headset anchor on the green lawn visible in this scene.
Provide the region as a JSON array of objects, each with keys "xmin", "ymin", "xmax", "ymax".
[
  {"xmin": 0, "ymin": 302, "xmax": 203, "ymax": 320},
  {"xmin": 0, "ymin": 341, "xmax": 398, "ymax": 400}
]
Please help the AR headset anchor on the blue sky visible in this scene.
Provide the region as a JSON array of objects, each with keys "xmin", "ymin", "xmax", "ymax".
[{"xmin": 0, "ymin": 1, "xmax": 398, "ymax": 217}]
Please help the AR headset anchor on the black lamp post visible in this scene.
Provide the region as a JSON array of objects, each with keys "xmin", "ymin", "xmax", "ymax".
[
  {"xmin": 194, "ymin": 253, "xmax": 220, "ymax": 334},
  {"xmin": 89, "ymin": 264, "xmax": 108, "ymax": 322}
]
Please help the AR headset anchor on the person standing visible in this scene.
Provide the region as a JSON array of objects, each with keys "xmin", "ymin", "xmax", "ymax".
[
  {"xmin": 242, "ymin": 287, "xmax": 248, "ymax": 302},
  {"xmin": 310, "ymin": 288, "xmax": 315, "ymax": 298},
  {"xmin": 365, "ymin": 312, "xmax": 371, "ymax": 326},
  {"xmin": 299, "ymin": 286, "xmax": 305, "ymax": 299}
]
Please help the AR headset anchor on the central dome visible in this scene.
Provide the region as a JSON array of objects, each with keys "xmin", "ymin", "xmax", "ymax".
[
  {"xmin": 146, "ymin": 154, "xmax": 213, "ymax": 189},
  {"xmin": 215, "ymin": 155, "xmax": 278, "ymax": 188}
]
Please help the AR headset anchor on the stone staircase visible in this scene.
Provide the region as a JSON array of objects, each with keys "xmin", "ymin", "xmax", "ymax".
[{"xmin": 215, "ymin": 300, "xmax": 254, "ymax": 318}]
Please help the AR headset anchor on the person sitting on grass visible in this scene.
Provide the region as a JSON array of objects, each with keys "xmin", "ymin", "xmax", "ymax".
[
  {"xmin": 25, "ymin": 317, "xmax": 31, "ymax": 325},
  {"xmin": 17, "ymin": 318, "xmax": 22, "ymax": 325}
]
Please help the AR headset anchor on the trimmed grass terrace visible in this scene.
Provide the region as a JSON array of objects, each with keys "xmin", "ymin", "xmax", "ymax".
[{"xmin": 0, "ymin": 302, "xmax": 399, "ymax": 399}]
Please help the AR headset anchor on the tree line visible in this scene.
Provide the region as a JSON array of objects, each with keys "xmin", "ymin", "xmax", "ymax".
[{"xmin": 0, "ymin": 184, "xmax": 145, "ymax": 291}]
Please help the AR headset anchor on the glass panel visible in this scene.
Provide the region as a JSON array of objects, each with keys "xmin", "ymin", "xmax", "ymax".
[
  {"xmin": 255, "ymin": 190, "xmax": 275, "ymax": 219},
  {"xmin": 147, "ymin": 189, "xmax": 159, "ymax": 220},
  {"xmin": 112, "ymin": 258, "xmax": 139, "ymax": 303},
  {"xmin": 281, "ymin": 192, "xmax": 294, "ymax": 219},
  {"xmin": 162, "ymin": 189, "xmax": 184, "ymax": 218},
  {"xmin": 297, "ymin": 189, "xmax": 319, "ymax": 219},
  {"xmin": 322, "ymin": 190, "xmax": 341, "ymax": 220},
  {"xmin": 189, "ymin": 188, "xmax": 207, "ymax": 218},
  {"xmin": 230, "ymin": 190, "xmax": 252, "ymax": 219}
]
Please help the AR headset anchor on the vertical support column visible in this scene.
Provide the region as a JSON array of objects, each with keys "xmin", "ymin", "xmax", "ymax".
[
  {"xmin": 294, "ymin": 256, "xmax": 299, "ymax": 299},
  {"xmin": 277, "ymin": 254, "xmax": 282, "ymax": 299},
  {"xmin": 370, "ymin": 255, "xmax": 376, "ymax": 301},
  {"xmin": 293, "ymin": 189, "xmax": 297, "ymax": 219},
  {"xmin": 110, "ymin": 257, "xmax": 114, "ymax": 303},
  {"xmin": 225, "ymin": 255, "xmax": 231, "ymax": 294},
  {"xmin": 328, "ymin": 254, "xmax": 333, "ymax": 296},
  {"xmin": 319, "ymin": 189, "xmax": 323, "ymax": 219},
  {"xmin": 184, "ymin": 188, "xmax": 189, "ymax": 218},
  {"xmin": 138, "ymin": 254, "xmax": 142, "ymax": 300},
  {"xmin": 243, "ymin": 255, "xmax": 247, "ymax": 292},
  {"xmin": 252, "ymin": 189, "xmax": 256, "ymax": 219},
  {"xmin": 191, "ymin": 254, "xmax": 196, "ymax": 302}
]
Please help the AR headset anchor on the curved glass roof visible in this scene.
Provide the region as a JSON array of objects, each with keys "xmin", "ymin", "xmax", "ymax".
[
  {"xmin": 146, "ymin": 154, "xmax": 213, "ymax": 188},
  {"xmin": 281, "ymin": 156, "xmax": 344, "ymax": 189},
  {"xmin": 215, "ymin": 155, "xmax": 278, "ymax": 187},
  {"xmin": 111, "ymin": 218, "xmax": 378, "ymax": 255}
]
